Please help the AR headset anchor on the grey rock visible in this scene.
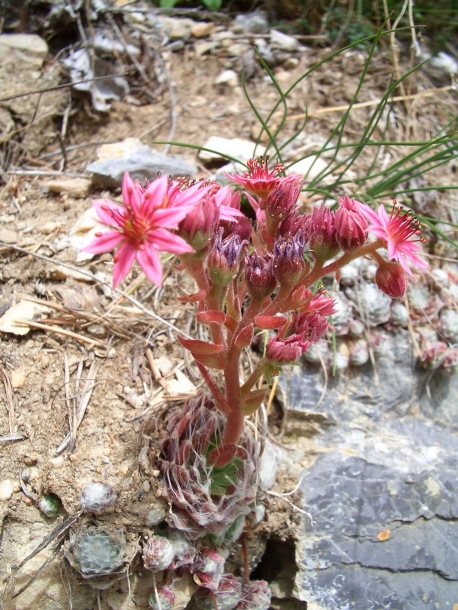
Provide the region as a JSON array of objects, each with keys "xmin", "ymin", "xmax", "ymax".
[
  {"xmin": 233, "ymin": 12, "xmax": 269, "ymax": 34},
  {"xmin": 296, "ymin": 419, "xmax": 458, "ymax": 609},
  {"xmin": 0, "ymin": 34, "xmax": 48, "ymax": 67},
  {"xmin": 87, "ymin": 149, "xmax": 197, "ymax": 188},
  {"xmin": 279, "ymin": 330, "xmax": 435, "ymax": 422},
  {"xmin": 270, "ymin": 29, "xmax": 300, "ymax": 52}
]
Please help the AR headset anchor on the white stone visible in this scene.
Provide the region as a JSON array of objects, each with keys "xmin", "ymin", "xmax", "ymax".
[
  {"xmin": 270, "ymin": 29, "xmax": 300, "ymax": 52},
  {"xmin": 0, "ymin": 479, "xmax": 13, "ymax": 501},
  {"xmin": 43, "ymin": 177, "xmax": 92, "ymax": 198},
  {"xmin": 198, "ymin": 136, "xmax": 265, "ymax": 163},
  {"xmin": 215, "ymin": 69, "xmax": 238, "ymax": 87},
  {"xmin": 287, "ymin": 156, "xmax": 329, "ymax": 182},
  {"xmin": 0, "ymin": 34, "xmax": 48, "ymax": 66},
  {"xmin": 191, "ymin": 22, "xmax": 215, "ymax": 38},
  {"xmin": 158, "ymin": 16, "xmax": 196, "ymax": 41},
  {"xmin": 10, "ymin": 369, "xmax": 27, "ymax": 389}
]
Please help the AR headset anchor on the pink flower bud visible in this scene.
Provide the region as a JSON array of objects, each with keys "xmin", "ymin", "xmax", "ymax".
[
  {"xmin": 334, "ymin": 194, "xmax": 368, "ymax": 250},
  {"xmin": 272, "ymin": 235, "xmax": 307, "ymax": 287},
  {"xmin": 207, "ymin": 230, "xmax": 247, "ymax": 287},
  {"xmin": 264, "ymin": 174, "xmax": 303, "ymax": 220},
  {"xmin": 375, "ymin": 260, "xmax": 407, "ymax": 298},
  {"xmin": 305, "ymin": 206, "xmax": 339, "ymax": 262},
  {"xmin": 277, "ymin": 210, "xmax": 308, "ymax": 239},
  {"xmin": 245, "ymin": 252, "xmax": 277, "ymax": 299},
  {"xmin": 265, "ymin": 335, "xmax": 308, "ymax": 365},
  {"xmin": 179, "ymin": 195, "xmax": 220, "ymax": 252},
  {"xmin": 265, "ymin": 307, "xmax": 331, "ymax": 367}
]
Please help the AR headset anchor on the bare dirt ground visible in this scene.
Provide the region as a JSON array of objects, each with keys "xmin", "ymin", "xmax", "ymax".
[{"xmin": 0, "ymin": 15, "xmax": 457, "ymax": 609}]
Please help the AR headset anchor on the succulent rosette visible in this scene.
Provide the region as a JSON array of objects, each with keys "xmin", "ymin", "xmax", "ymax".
[{"xmin": 157, "ymin": 392, "xmax": 260, "ymax": 540}]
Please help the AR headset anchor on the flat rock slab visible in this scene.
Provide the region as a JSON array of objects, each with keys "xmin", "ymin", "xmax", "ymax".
[
  {"xmin": 297, "ymin": 419, "xmax": 458, "ymax": 609},
  {"xmin": 277, "ymin": 325, "xmax": 458, "ymax": 608},
  {"xmin": 87, "ymin": 140, "xmax": 197, "ymax": 188}
]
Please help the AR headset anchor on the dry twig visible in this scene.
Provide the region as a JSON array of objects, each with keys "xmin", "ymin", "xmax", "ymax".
[{"xmin": 56, "ymin": 358, "xmax": 98, "ymax": 454}]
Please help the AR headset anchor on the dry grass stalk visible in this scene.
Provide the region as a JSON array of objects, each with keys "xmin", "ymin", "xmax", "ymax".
[
  {"xmin": 56, "ymin": 358, "xmax": 98, "ymax": 454},
  {"xmin": 287, "ymin": 85, "xmax": 454, "ymax": 121},
  {"xmin": 0, "ymin": 368, "xmax": 16, "ymax": 434},
  {"xmin": 14, "ymin": 319, "xmax": 107, "ymax": 348}
]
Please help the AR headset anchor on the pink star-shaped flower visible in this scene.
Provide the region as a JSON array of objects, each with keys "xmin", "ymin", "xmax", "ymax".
[
  {"xmin": 226, "ymin": 157, "xmax": 286, "ymax": 198},
  {"xmin": 358, "ymin": 203, "xmax": 429, "ymax": 278},
  {"xmin": 84, "ymin": 172, "xmax": 199, "ymax": 287}
]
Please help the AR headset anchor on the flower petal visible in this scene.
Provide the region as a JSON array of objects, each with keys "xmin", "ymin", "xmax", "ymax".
[
  {"xmin": 92, "ymin": 199, "xmax": 122, "ymax": 227},
  {"xmin": 122, "ymin": 172, "xmax": 142, "ymax": 213},
  {"xmin": 83, "ymin": 230, "xmax": 124, "ymax": 254},
  {"xmin": 112, "ymin": 243, "xmax": 137, "ymax": 287},
  {"xmin": 137, "ymin": 245, "xmax": 163, "ymax": 285},
  {"xmin": 153, "ymin": 206, "xmax": 193, "ymax": 228},
  {"xmin": 219, "ymin": 206, "xmax": 245, "ymax": 221},
  {"xmin": 151, "ymin": 228, "xmax": 195, "ymax": 254},
  {"xmin": 356, "ymin": 202, "xmax": 381, "ymax": 226},
  {"xmin": 143, "ymin": 175, "xmax": 169, "ymax": 216}
]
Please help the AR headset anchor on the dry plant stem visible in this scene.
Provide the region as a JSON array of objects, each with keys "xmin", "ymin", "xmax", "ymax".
[
  {"xmin": 286, "ymin": 86, "xmax": 454, "ymax": 121},
  {"xmin": 14, "ymin": 319, "xmax": 106, "ymax": 348},
  {"xmin": 1, "ymin": 368, "xmax": 16, "ymax": 434}
]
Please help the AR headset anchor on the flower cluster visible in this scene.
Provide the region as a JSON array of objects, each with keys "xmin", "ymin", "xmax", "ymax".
[
  {"xmin": 85, "ymin": 158, "xmax": 429, "ymax": 448},
  {"xmin": 84, "ymin": 158, "xmax": 429, "ymax": 610}
]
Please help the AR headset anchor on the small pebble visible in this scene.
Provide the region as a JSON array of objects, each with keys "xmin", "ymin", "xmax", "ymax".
[
  {"xmin": 10, "ymin": 369, "xmax": 27, "ymax": 389},
  {"xmin": 0, "ymin": 228, "xmax": 18, "ymax": 244},
  {"xmin": 191, "ymin": 22, "xmax": 215, "ymax": 38},
  {"xmin": 43, "ymin": 177, "xmax": 91, "ymax": 198},
  {"xmin": 215, "ymin": 69, "xmax": 238, "ymax": 87},
  {"xmin": 49, "ymin": 456, "xmax": 65, "ymax": 469},
  {"xmin": 0, "ymin": 479, "xmax": 13, "ymax": 501}
]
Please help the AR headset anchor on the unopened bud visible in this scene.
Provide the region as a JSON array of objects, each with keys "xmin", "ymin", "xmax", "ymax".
[
  {"xmin": 264, "ymin": 174, "xmax": 303, "ymax": 220},
  {"xmin": 207, "ymin": 231, "xmax": 246, "ymax": 287},
  {"xmin": 245, "ymin": 252, "xmax": 277, "ymax": 299},
  {"xmin": 375, "ymin": 260, "xmax": 407, "ymax": 298},
  {"xmin": 334, "ymin": 195, "xmax": 368, "ymax": 250},
  {"xmin": 179, "ymin": 195, "xmax": 219, "ymax": 252},
  {"xmin": 306, "ymin": 206, "xmax": 339, "ymax": 261},
  {"xmin": 272, "ymin": 235, "xmax": 306, "ymax": 287}
]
